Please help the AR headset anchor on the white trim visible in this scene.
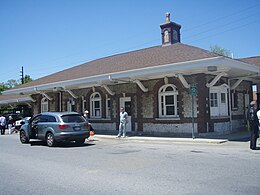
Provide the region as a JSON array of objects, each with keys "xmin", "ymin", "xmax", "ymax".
[
  {"xmin": 62, "ymin": 87, "xmax": 78, "ymax": 99},
  {"xmin": 34, "ymin": 88, "xmax": 53, "ymax": 101},
  {"xmin": 176, "ymin": 74, "xmax": 190, "ymax": 88},
  {"xmin": 106, "ymin": 98, "xmax": 111, "ymax": 118},
  {"xmin": 3, "ymin": 56, "xmax": 259, "ymax": 95},
  {"xmin": 102, "ymin": 85, "xmax": 115, "ymax": 96},
  {"xmin": 41, "ymin": 97, "xmax": 49, "ymax": 112},
  {"xmin": 0, "ymin": 97, "xmax": 34, "ymax": 105},
  {"xmin": 209, "ymin": 85, "xmax": 229, "ymax": 117},
  {"xmin": 231, "ymin": 79, "xmax": 243, "ymax": 90},
  {"xmin": 133, "ymin": 80, "xmax": 148, "ymax": 92},
  {"xmin": 90, "ymin": 92, "xmax": 102, "ymax": 118},
  {"xmin": 206, "ymin": 72, "xmax": 227, "ymax": 88},
  {"xmin": 158, "ymin": 84, "xmax": 179, "ymax": 118},
  {"xmin": 41, "ymin": 92, "xmax": 53, "ymax": 101}
]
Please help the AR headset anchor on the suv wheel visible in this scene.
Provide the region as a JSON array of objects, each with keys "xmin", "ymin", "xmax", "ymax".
[
  {"xmin": 20, "ymin": 130, "xmax": 29, "ymax": 144},
  {"xmin": 46, "ymin": 132, "xmax": 55, "ymax": 147}
]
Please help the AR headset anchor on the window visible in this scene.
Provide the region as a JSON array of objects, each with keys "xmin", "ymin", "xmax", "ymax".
[
  {"xmin": 158, "ymin": 84, "xmax": 179, "ymax": 117},
  {"xmin": 210, "ymin": 93, "xmax": 218, "ymax": 107},
  {"xmin": 41, "ymin": 98, "xmax": 48, "ymax": 112},
  {"xmin": 164, "ymin": 30, "xmax": 169, "ymax": 43},
  {"xmin": 231, "ymin": 90, "xmax": 238, "ymax": 109},
  {"xmin": 90, "ymin": 92, "xmax": 101, "ymax": 118},
  {"xmin": 61, "ymin": 114, "xmax": 85, "ymax": 123},
  {"xmin": 39, "ymin": 115, "xmax": 56, "ymax": 122},
  {"xmin": 106, "ymin": 98, "xmax": 111, "ymax": 118},
  {"xmin": 209, "ymin": 85, "xmax": 229, "ymax": 116}
]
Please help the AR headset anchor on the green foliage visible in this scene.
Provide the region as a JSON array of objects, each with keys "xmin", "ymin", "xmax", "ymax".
[
  {"xmin": 0, "ymin": 74, "xmax": 33, "ymax": 93},
  {"xmin": 5, "ymin": 79, "xmax": 19, "ymax": 88},
  {"xmin": 24, "ymin": 75, "xmax": 33, "ymax": 84},
  {"xmin": 210, "ymin": 45, "xmax": 231, "ymax": 57}
]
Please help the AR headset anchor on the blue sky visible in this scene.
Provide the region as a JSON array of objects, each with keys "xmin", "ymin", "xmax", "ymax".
[{"xmin": 1, "ymin": 0, "xmax": 260, "ymax": 84}]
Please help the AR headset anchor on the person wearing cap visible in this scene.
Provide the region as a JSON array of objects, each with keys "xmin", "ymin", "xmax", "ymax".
[
  {"xmin": 83, "ymin": 110, "xmax": 94, "ymax": 135},
  {"xmin": 117, "ymin": 107, "xmax": 128, "ymax": 138},
  {"xmin": 247, "ymin": 101, "xmax": 259, "ymax": 150},
  {"xmin": 83, "ymin": 110, "xmax": 89, "ymax": 119}
]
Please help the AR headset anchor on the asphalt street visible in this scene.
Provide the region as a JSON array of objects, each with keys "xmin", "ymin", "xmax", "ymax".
[{"xmin": 0, "ymin": 133, "xmax": 259, "ymax": 195}]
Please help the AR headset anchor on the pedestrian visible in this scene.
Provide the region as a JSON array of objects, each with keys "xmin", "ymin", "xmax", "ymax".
[
  {"xmin": 83, "ymin": 110, "xmax": 94, "ymax": 135},
  {"xmin": 117, "ymin": 107, "xmax": 128, "ymax": 138},
  {"xmin": 247, "ymin": 101, "xmax": 259, "ymax": 150},
  {"xmin": 257, "ymin": 109, "xmax": 260, "ymax": 145},
  {"xmin": 8, "ymin": 116, "xmax": 14, "ymax": 135},
  {"xmin": 0, "ymin": 114, "xmax": 6, "ymax": 135},
  {"xmin": 83, "ymin": 110, "xmax": 89, "ymax": 119}
]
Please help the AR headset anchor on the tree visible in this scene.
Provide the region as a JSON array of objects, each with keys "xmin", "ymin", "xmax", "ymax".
[
  {"xmin": 24, "ymin": 75, "xmax": 33, "ymax": 84},
  {"xmin": 5, "ymin": 79, "xmax": 19, "ymax": 88},
  {"xmin": 210, "ymin": 45, "xmax": 231, "ymax": 57},
  {"xmin": 0, "ymin": 83, "xmax": 8, "ymax": 93}
]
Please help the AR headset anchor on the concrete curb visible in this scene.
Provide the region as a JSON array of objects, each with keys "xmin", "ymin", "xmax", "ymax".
[{"xmin": 93, "ymin": 135, "xmax": 228, "ymax": 144}]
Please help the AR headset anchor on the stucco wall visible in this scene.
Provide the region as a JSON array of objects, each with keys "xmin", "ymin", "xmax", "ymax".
[{"xmin": 182, "ymin": 91, "xmax": 198, "ymax": 118}]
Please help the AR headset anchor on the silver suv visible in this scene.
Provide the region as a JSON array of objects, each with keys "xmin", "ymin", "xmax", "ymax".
[{"xmin": 19, "ymin": 112, "xmax": 90, "ymax": 147}]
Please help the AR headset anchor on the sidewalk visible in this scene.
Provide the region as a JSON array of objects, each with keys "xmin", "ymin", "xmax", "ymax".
[{"xmin": 93, "ymin": 130, "xmax": 252, "ymax": 144}]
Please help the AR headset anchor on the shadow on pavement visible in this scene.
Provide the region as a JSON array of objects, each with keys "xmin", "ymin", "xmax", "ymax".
[
  {"xmin": 29, "ymin": 140, "xmax": 96, "ymax": 148},
  {"xmin": 197, "ymin": 130, "xmax": 251, "ymax": 142}
]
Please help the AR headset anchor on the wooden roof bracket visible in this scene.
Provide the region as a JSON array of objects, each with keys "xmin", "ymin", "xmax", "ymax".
[
  {"xmin": 29, "ymin": 95, "xmax": 36, "ymax": 102},
  {"xmin": 102, "ymin": 85, "xmax": 115, "ymax": 96},
  {"xmin": 133, "ymin": 80, "xmax": 148, "ymax": 92},
  {"xmin": 62, "ymin": 87, "xmax": 78, "ymax": 99},
  {"xmin": 206, "ymin": 72, "xmax": 227, "ymax": 88},
  {"xmin": 231, "ymin": 79, "xmax": 243, "ymax": 90},
  {"xmin": 34, "ymin": 88, "xmax": 53, "ymax": 101},
  {"xmin": 176, "ymin": 74, "xmax": 190, "ymax": 89},
  {"xmin": 41, "ymin": 92, "xmax": 53, "ymax": 101}
]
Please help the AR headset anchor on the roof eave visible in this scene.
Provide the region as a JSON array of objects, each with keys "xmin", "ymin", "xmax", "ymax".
[{"xmin": 3, "ymin": 56, "xmax": 259, "ymax": 95}]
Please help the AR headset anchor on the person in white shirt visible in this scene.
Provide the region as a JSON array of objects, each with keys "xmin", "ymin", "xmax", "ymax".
[
  {"xmin": 117, "ymin": 107, "xmax": 128, "ymax": 138},
  {"xmin": 257, "ymin": 109, "xmax": 260, "ymax": 130},
  {"xmin": 0, "ymin": 114, "xmax": 6, "ymax": 135}
]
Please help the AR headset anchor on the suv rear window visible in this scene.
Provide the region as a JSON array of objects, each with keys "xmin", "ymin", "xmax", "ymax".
[
  {"xmin": 61, "ymin": 114, "xmax": 85, "ymax": 123},
  {"xmin": 40, "ymin": 115, "xmax": 57, "ymax": 122}
]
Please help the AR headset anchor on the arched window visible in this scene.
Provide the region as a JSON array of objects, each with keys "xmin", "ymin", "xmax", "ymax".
[
  {"xmin": 158, "ymin": 84, "xmax": 179, "ymax": 117},
  {"xmin": 164, "ymin": 30, "xmax": 169, "ymax": 43},
  {"xmin": 90, "ymin": 92, "xmax": 101, "ymax": 118},
  {"xmin": 41, "ymin": 97, "xmax": 49, "ymax": 112}
]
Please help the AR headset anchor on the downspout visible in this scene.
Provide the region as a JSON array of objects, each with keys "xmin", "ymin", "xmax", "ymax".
[
  {"xmin": 228, "ymin": 79, "xmax": 233, "ymax": 133},
  {"xmin": 59, "ymin": 92, "xmax": 62, "ymax": 112}
]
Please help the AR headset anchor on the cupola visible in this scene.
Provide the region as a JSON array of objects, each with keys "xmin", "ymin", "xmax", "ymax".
[{"xmin": 160, "ymin": 12, "xmax": 181, "ymax": 46}]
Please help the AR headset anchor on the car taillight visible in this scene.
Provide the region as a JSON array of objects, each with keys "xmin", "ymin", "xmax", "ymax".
[{"xmin": 59, "ymin": 124, "xmax": 70, "ymax": 130}]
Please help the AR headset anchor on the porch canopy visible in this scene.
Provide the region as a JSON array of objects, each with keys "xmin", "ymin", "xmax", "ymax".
[
  {"xmin": 3, "ymin": 43, "xmax": 260, "ymax": 96},
  {"xmin": 0, "ymin": 94, "xmax": 34, "ymax": 107}
]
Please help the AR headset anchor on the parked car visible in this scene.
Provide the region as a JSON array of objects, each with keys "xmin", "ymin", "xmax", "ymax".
[
  {"xmin": 4, "ymin": 114, "xmax": 23, "ymax": 128},
  {"xmin": 19, "ymin": 112, "xmax": 90, "ymax": 147},
  {"xmin": 15, "ymin": 117, "xmax": 31, "ymax": 130}
]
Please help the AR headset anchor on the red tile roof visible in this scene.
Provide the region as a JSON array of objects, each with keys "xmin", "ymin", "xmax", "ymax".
[{"xmin": 11, "ymin": 43, "xmax": 219, "ymax": 90}]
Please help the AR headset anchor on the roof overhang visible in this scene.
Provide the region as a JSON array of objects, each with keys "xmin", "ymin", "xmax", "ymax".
[
  {"xmin": 0, "ymin": 96, "xmax": 34, "ymax": 106},
  {"xmin": 3, "ymin": 56, "xmax": 260, "ymax": 95}
]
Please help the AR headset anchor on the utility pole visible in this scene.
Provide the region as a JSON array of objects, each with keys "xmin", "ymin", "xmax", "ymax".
[{"xmin": 20, "ymin": 66, "xmax": 24, "ymax": 84}]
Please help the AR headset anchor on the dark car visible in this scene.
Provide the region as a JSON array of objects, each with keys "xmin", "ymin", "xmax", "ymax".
[
  {"xmin": 19, "ymin": 112, "xmax": 90, "ymax": 147},
  {"xmin": 4, "ymin": 114, "xmax": 23, "ymax": 128}
]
